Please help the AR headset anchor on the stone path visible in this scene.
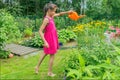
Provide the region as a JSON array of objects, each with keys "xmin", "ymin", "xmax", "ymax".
[
  {"xmin": 4, "ymin": 41, "xmax": 77, "ymax": 56},
  {"xmin": 4, "ymin": 44, "xmax": 39, "ymax": 56}
]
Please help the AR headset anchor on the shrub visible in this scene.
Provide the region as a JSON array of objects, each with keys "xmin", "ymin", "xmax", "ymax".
[
  {"xmin": 54, "ymin": 17, "xmax": 66, "ymax": 29},
  {"xmin": 30, "ymin": 32, "xmax": 43, "ymax": 47},
  {"xmin": 64, "ymin": 50, "xmax": 80, "ymax": 70},
  {"xmin": 58, "ymin": 39, "xmax": 67, "ymax": 44},
  {"xmin": 0, "ymin": 9, "xmax": 21, "ymax": 46},
  {"xmin": 54, "ymin": 17, "xmax": 78, "ymax": 29},
  {"xmin": 65, "ymin": 21, "xmax": 120, "ymax": 79},
  {"xmin": 15, "ymin": 17, "xmax": 34, "ymax": 32},
  {"xmin": 24, "ymin": 27, "xmax": 33, "ymax": 37},
  {"xmin": 22, "ymin": 32, "xmax": 43, "ymax": 48},
  {"xmin": 0, "ymin": 28, "xmax": 7, "ymax": 50},
  {"xmin": 66, "ymin": 49, "xmax": 120, "ymax": 80},
  {"xmin": 73, "ymin": 21, "xmax": 115, "ymax": 65},
  {"xmin": 0, "ymin": 21, "xmax": 8, "ymax": 59},
  {"xmin": 35, "ymin": 18, "xmax": 42, "ymax": 31},
  {"xmin": 0, "ymin": 9, "xmax": 21, "ymax": 58},
  {"xmin": 0, "ymin": 51, "xmax": 10, "ymax": 59},
  {"xmin": 15, "ymin": 17, "xmax": 43, "ymax": 32},
  {"xmin": 22, "ymin": 29, "xmax": 77, "ymax": 47},
  {"xmin": 58, "ymin": 29, "xmax": 77, "ymax": 44}
]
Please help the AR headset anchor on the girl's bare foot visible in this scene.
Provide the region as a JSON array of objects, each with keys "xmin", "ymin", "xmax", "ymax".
[
  {"xmin": 48, "ymin": 72, "xmax": 56, "ymax": 77},
  {"xmin": 35, "ymin": 66, "xmax": 39, "ymax": 74}
]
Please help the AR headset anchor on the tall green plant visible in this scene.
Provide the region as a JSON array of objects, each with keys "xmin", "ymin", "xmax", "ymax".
[
  {"xmin": 0, "ymin": 9, "xmax": 21, "ymax": 48},
  {"xmin": 65, "ymin": 21, "xmax": 120, "ymax": 79},
  {"xmin": 66, "ymin": 50, "xmax": 120, "ymax": 79}
]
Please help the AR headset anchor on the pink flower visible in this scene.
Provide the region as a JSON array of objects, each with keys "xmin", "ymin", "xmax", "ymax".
[
  {"xmin": 116, "ymin": 27, "xmax": 120, "ymax": 34},
  {"xmin": 106, "ymin": 30, "xmax": 110, "ymax": 33},
  {"xmin": 110, "ymin": 32, "xmax": 115, "ymax": 38},
  {"xmin": 109, "ymin": 26, "xmax": 115, "ymax": 30}
]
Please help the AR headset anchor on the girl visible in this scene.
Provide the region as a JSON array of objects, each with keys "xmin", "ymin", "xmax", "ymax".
[{"xmin": 35, "ymin": 3, "xmax": 73, "ymax": 77}]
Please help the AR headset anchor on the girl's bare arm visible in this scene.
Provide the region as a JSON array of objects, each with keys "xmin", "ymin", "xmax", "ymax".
[
  {"xmin": 54, "ymin": 10, "xmax": 73, "ymax": 17},
  {"xmin": 39, "ymin": 18, "xmax": 49, "ymax": 43}
]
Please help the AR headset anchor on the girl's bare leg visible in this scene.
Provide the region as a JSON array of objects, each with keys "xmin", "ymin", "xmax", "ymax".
[
  {"xmin": 35, "ymin": 52, "xmax": 47, "ymax": 74},
  {"xmin": 48, "ymin": 54, "xmax": 56, "ymax": 77}
]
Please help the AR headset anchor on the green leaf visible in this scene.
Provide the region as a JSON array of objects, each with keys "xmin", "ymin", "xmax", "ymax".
[
  {"xmin": 84, "ymin": 68, "xmax": 93, "ymax": 77},
  {"xmin": 78, "ymin": 53, "xmax": 85, "ymax": 72},
  {"xmin": 90, "ymin": 55, "xmax": 99, "ymax": 62},
  {"xmin": 112, "ymin": 45, "xmax": 120, "ymax": 55},
  {"xmin": 67, "ymin": 69, "xmax": 80, "ymax": 79}
]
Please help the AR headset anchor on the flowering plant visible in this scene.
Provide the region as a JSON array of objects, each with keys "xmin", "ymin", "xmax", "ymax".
[{"xmin": 106, "ymin": 26, "xmax": 120, "ymax": 38}]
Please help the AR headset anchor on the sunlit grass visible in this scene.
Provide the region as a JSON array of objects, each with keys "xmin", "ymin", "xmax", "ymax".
[{"xmin": 1, "ymin": 49, "xmax": 72, "ymax": 80}]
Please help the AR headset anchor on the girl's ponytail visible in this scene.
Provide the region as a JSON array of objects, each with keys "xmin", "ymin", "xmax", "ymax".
[{"xmin": 43, "ymin": 4, "xmax": 48, "ymax": 17}]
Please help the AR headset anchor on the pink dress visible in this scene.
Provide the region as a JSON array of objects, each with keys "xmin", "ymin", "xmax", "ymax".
[{"xmin": 43, "ymin": 16, "xmax": 59, "ymax": 54}]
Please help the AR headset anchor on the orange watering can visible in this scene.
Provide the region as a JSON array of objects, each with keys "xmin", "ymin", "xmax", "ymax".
[{"xmin": 68, "ymin": 11, "xmax": 85, "ymax": 21}]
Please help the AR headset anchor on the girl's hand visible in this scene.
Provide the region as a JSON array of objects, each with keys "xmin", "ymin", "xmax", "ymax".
[
  {"xmin": 68, "ymin": 10, "xmax": 74, "ymax": 14},
  {"xmin": 43, "ymin": 42, "xmax": 49, "ymax": 48}
]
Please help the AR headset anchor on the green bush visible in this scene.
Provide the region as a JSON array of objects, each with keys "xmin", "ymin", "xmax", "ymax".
[
  {"xmin": 22, "ymin": 29, "xmax": 77, "ymax": 47},
  {"xmin": 58, "ymin": 29, "xmax": 77, "ymax": 44},
  {"xmin": 15, "ymin": 17, "xmax": 43, "ymax": 32},
  {"xmin": 0, "ymin": 28, "xmax": 7, "ymax": 50},
  {"xmin": 65, "ymin": 50, "xmax": 80, "ymax": 70},
  {"xmin": 66, "ymin": 49, "xmax": 120, "ymax": 80},
  {"xmin": 30, "ymin": 32, "xmax": 43, "ymax": 47},
  {"xmin": 34, "ymin": 18, "xmax": 42, "ymax": 31},
  {"xmin": 0, "ymin": 15, "xmax": 8, "ymax": 58},
  {"xmin": 73, "ymin": 21, "xmax": 115, "ymax": 65},
  {"xmin": 58, "ymin": 39, "xmax": 67, "ymax": 44},
  {"xmin": 15, "ymin": 17, "xmax": 34, "ymax": 32},
  {"xmin": 65, "ymin": 45, "xmax": 120, "ymax": 79},
  {"xmin": 54, "ymin": 17, "xmax": 66, "ymax": 29},
  {"xmin": 22, "ymin": 32, "xmax": 43, "ymax": 48},
  {"xmin": 65, "ymin": 21, "xmax": 120, "ymax": 79},
  {"xmin": 0, "ymin": 51, "xmax": 9, "ymax": 59},
  {"xmin": 54, "ymin": 17, "xmax": 79, "ymax": 29},
  {"xmin": 0, "ymin": 9, "xmax": 21, "ymax": 58},
  {"xmin": 0, "ymin": 9, "xmax": 21, "ymax": 42},
  {"xmin": 0, "ymin": 1, "xmax": 23, "ymax": 16},
  {"xmin": 24, "ymin": 27, "xmax": 33, "ymax": 37},
  {"xmin": 0, "ymin": 9, "xmax": 21, "ymax": 47}
]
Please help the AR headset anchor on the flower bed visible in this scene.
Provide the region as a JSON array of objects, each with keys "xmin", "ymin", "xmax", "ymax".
[{"xmin": 64, "ymin": 20, "xmax": 120, "ymax": 79}]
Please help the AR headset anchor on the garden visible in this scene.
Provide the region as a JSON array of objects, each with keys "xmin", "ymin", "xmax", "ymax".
[{"xmin": 0, "ymin": 0, "xmax": 120, "ymax": 80}]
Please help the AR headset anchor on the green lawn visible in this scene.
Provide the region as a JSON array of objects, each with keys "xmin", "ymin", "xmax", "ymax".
[{"xmin": 0, "ymin": 49, "xmax": 72, "ymax": 80}]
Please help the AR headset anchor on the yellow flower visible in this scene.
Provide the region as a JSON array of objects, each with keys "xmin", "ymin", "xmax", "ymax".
[
  {"xmin": 95, "ymin": 22, "xmax": 100, "ymax": 25},
  {"xmin": 73, "ymin": 24, "xmax": 84, "ymax": 32}
]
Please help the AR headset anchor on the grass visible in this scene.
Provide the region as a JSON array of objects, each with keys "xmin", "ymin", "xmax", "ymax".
[
  {"xmin": 0, "ymin": 49, "xmax": 72, "ymax": 80},
  {"xmin": 0, "ymin": 39, "xmax": 119, "ymax": 80}
]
